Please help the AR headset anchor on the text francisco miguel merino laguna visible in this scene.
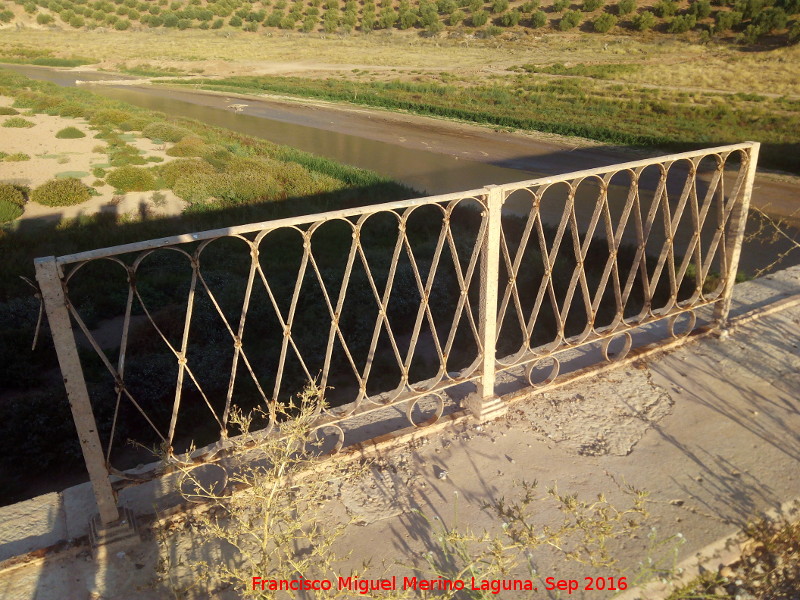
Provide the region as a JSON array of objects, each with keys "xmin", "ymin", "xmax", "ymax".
[{"xmin": 252, "ymin": 576, "xmax": 539, "ymax": 594}]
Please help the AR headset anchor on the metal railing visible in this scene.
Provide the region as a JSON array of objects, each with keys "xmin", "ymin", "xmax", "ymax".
[{"xmin": 35, "ymin": 142, "xmax": 759, "ymax": 524}]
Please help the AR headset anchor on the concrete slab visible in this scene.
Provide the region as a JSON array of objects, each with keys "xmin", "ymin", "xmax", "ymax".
[{"xmin": 0, "ymin": 494, "xmax": 65, "ymax": 563}]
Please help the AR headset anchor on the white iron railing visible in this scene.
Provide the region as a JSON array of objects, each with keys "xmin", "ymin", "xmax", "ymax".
[{"xmin": 35, "ymin": 142, "xmax": 759, "ymax": 525}]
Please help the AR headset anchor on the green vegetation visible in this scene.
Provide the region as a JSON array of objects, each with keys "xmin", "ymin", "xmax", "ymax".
[
  {"xmin": 0, "ymin": 43, "xmax": 95, "ymax": 67},
  {"xmin": 0, "ymin": 183, "xmax": 25, "ymax": 224},
  {"xmin": 142, "ymin": 121, "xmax": 192, "ymax": 143},
  {"xmin": 106, "ymin": 165, "xmax": 157, "ymax": 192},
  {"xmin": 0, "ymin": 200, "xmax": 24, "ymax": 224},
  {"xmin": 0, "ymin": 106, "xmax": 18, "ymax": 115},
  {"xmin": 30, "ymin": 177, "xmax": 91, "ymax": 206},
  {"xmin": 163, "ymin": 73, "xmax": 800, "ymax": 174},
  {"xmin": 593, "ymin": 12, "xmax": 617, "ymax": 31},
  {"xmin": 632, "ymin": 8, "xmax": 656, "ymax": 29},
  {"xmin": 559, "ymin": 10, "xmax": 582, "ymax": 30},
  {"xmin": 3, "ymin": 116, "xmax": 35, "ymax": 128},
  {"xmin": 4, "ymin": 152, "xmax": 30, "ymax": 161},
  {"xmin": 521, "ymin": 62, "xmax": 638, "ymax": 78},
  {"xmin": 55, "ymin": 126, "xmax": 86, "ymax": 139},
  {"xmin": 118, "ymin": 63, "xmax": 191, "ymax": 77}
]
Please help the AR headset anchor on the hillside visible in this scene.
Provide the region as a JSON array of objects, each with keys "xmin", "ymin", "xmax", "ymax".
[{"xmin": 0, "ymin": 0, "xmax": 797, "ymax": 45}]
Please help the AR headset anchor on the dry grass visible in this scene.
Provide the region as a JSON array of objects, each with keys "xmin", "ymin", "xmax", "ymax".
[{"xmin": 2, "ymin": 29, "xmax": 798, "ymax": 97}]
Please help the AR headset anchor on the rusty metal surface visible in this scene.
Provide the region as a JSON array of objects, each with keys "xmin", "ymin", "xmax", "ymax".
[{"xmin": 34, "ymin": 142, "xmax": 759, "ymax": 519}]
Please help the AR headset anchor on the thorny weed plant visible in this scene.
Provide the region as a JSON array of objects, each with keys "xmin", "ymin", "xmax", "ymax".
[
  {"xmin": 156, "ymin": 384, "xmax": 371, "ymax": 599},
  {"xmin": 746, "ymin": 206, "xmax": 800, "ymax": 277},
  {"xmin": 155, "ymin": 386, "xmax": 685, "ymax": 599},
  {"xmin": 412, "ymin": 479, "xmax": 684, "ymax": 599}
]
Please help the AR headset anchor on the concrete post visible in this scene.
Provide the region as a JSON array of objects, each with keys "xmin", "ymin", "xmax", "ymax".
[
  {"xmin": 713, "ymin": 142, "xmax": 760, "ymax": 327},
  {"xmin": 34, "ymin": 257, "xmax": 121, "ymax": 525},
  {"xmin": 464, "ymin": 185, "xmax": 507, "ymax": 421}
]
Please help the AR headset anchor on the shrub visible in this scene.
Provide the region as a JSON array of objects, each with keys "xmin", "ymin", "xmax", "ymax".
[
  {"xmin": 0, "ymin": 183, "xmax": 26, "ymax": 208},
  {"xmin": 552, "ymin": 0, "xmax": 569, "ymax": 11},
  {"xmin": 55, "ymin": 102, "xmax": 87, "ymax": 118},
  {"xmin": 559, "ymin": 9, "xmax": 582, "ymax": 28},
  {"xmin": 582, "ymin": 0, "xmax": 603, "ymax": 11},
  {"xmin": 688, "ymin": 0, "xmax": 712, "ymax": 17},
  {"xmin": 520, "ymin": 0, "xmax": 540, "ymax": 12},
  {"xmin": 106, "ymin": 165, "xmax": 157, "ymax": 191},
  {"xmin": 173, "ymin": 167, "xmax": 280, "ymax": 204},
  {"xmin": 0, "ymin": 199, "xmax": 23, "ymax": 223},
  {"xmin": 37, "ymin": 12, "xmax": 54, "ymax": 23},
  {"xmin": 530, "ymin": 8, "xmax": 547, "ymax": 25},
  {"xmin": 3, "ymin": 117, "xmax": 35, "ymax": 128},
  {"xmin": 158, "ymin": 158, "xmax": 217, "ymax": 187},
  {"xmin": 654, "ymin": 0, "xmax": 677, "ymax": 16},
  {"xmin": 397, "ymin": 7, "xmax": 416, "ymax": 28},
  {"xmin": 715, "ymin": 9, "xmax": 742, "ymax": 30},
  {"xmin": 752, "ymin": 6, "xmax": 787, "ymax": 31},
  {"xmin": 491, "ymin": 0, "xmax": 509, "ymax": 12},
  {"xmin": 142, "ymin": 121, "xmax": 192, "ymax": 143},
  {"xmin": 166, "ymin": 135, "xmax": 208, "ymax": 157},
  {"xmin": 4, "ymin": 152, "xmax": 31, "ymax": 161},
  {"xmin": 500, "ymin": 8, "xmax": 520, "ymax": 24},
  {"xmin": 0, "ymin": 107, "xmax": 19, "ymax": 115},
  {"xmin": 91, "ymin": 108, "xmax": 135, "ymax": 127},
  {"xmin": 789, "ymin": 20, "xmax": 800, "ymax": 42},
  {"xmin": 667, "ymin": 13, "xmax": 696, "ymax": 31},
  {"xmin": 119, "ymin": 115, "xmax": 152, "ymax": 131},
  {"xmin": 55, "ymin": 126, "xmax": 86, "ymax": 139},
  {"xmin": 593, "ymin": 11, "xmax": 617, "ymax": 29},
  {"xmin": 632, "ymin": 9, "xmax": 656, "ymax": 29},
  {"xmin": 31, "ymin": 177, "xmax": 91, "ymax": 206},
  {"xmin": 471, "ymin": 8, "xmax": 488, "ymax": 24},
  {"xmin": 617, "ymin": 0, "xmax": 635, "ymax": 14},
  {"xmin": 448, "ymin": 8, "xmax": 464, "ymax": 24}
]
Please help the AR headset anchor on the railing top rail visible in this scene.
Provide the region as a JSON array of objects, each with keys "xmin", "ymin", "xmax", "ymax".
[
  {"xmin": 496, "ymin": 141, "xmax": 758, "ymax": 193},
  {"xmin": 38, "ymin": 141, "xmax": 757, "ymax": 267},
  {"xmin": 40, "ymin": 186, "xmax": 489, "ymax": 267}
]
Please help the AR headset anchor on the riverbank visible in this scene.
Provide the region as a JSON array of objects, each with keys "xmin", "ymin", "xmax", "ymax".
[{"xmin": 125, "ymin": 82, "xmax": 800, "ymax": 223}]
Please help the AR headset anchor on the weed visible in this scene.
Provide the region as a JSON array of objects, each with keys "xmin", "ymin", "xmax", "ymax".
[
  {"xmin": 4, "ymin": 152, "xmax": 30, "ymax": 161},
  {"xmin": 106, "ymin": 165, "xmax": 157, "ymax": 192},
  {"xmin": 30, "ymin": 177, "xmax": 91, "ymax": 206},
  {"xmin": 55, "ymin": 126, "xmax": 87, "ymax": 139},
  {"xmin": 3, "ymin": 116, "xmax": 35, "ymax": 128},
  {"xmin": 159, "ymin": 384, "xmax": 370, "ymax": 598}
]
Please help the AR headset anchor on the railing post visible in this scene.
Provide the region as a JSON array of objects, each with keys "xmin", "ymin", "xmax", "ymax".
[
  {"xmin": 34, "ymin": 257, "xmax": 121, "ymax": 526},
  {"xmin": 464, "ymin": 185, "xmax": 507, "ymax": 421},
  {"xmin": 713, "ymin": 142, "xmax": 760, "ymax": 328}
]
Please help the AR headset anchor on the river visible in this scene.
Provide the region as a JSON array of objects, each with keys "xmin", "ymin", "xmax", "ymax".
[{"xmin": 2, "ymin": 63, "xmax": 799, "ymax": 275}]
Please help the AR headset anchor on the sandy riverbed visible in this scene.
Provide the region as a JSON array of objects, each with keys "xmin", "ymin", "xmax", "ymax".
[{"xmin": 0, "ymin": 95, "xmax": 186, "ymax": 224}]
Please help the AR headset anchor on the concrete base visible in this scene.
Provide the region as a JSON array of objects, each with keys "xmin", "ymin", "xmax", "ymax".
[
  {"xmin": 462, "ymin": 393, "xmax": 508, "ymax": 422},
  {"xmin": 89, "ymin": 508, "xmax": 141, "ymax": 558}
]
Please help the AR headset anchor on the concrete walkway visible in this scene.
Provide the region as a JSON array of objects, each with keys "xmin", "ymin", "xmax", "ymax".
[{"xmin": 1, "ymin": 266, "xmax": 798, "ymax": 600}]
